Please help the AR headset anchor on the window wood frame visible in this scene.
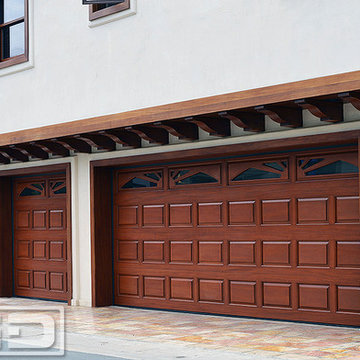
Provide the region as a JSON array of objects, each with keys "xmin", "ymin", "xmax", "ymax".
[
  {"xmin": 0, "ymin": 0, "xmax": 29, "ymax": 70},
  {"xmin": 89, "ymin": 0, "xmax": 130, "ymax": 21}
]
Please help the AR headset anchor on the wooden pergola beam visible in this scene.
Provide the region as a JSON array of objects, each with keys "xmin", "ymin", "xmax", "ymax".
[{"xmin": 295, "ymin": 99, "xmax": 343, "ymax": 123}]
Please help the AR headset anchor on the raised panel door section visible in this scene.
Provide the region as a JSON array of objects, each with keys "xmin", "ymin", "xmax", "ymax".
[
  {"xmin": 143, "ymin": 241, "xmax": 165, "ymax": 263},
  {"xmin": 336, "ymin": 242, "xmax": 360, "ymax": 268},
  {"xmin": 117, "ymin": 206, "xmax": 138, "ymax": 226},
  {"xmin": 263, "ymin": 283, "xmax": 291, "ymax": 308},
  {"xmin": 297, "ymin": 198, "xmax": 328, "ymax": 224},
  {"xmin": 298, "ymin": 284, "xmax": 329, "ymax": 311},
  {"xmin": 262, "ymin": 200, "xmax": 290, "ymax": 224},
  {"xmin": 170, "ymin": 241, "xmax": 193, "ymax": 264},
  {"xmin": 198, "ymin": 202, "xmax": 223, "ymax": 226},
  {"xmin": 144, "ymin": 277, "xmax": 166, "ymax": 299},
  {"xmin": 262, "ymin": 241, "xmax": 290, "ymax": 266},
  {"xmin": 228, "ymin": 201, "xmax": 255, "ymax": 225},
  {"xmin": 143, "ymin": 205, "xmax": 164, "ymax": 227},
  {"xmin": 337, "ymin": 286, "xmax": 360, "ymax": 313},
  {"xmin": 169, "ymin": 204, "xmax": 192, "ymax": 227},
  {"xmin": 118, "ymin": 275, "xmax": 139, "ymax": 297},
  {"xmin": 170, "ymin": 278, "xmax": 193, "ymax": 301},
  {"xmin": 198, "ymin": 242, "xmax": 223, "ymax": 265},
  {"xmin": 117, "ymin": 241, "xmax": 139, "ymax": 262},
  {"xmin": 336, "ymin": 196, "xmax": 359, "ymax": 223},
  {"xmin": 229, "ymin": 281, "xmax": 256, "ymax": 306},
  {"xmin": 229, "ymin": 241, "xmax": 256, "ymax": 266},
  {"xmin": 199, "ymin": 280, "xmax": 223, "ymax": 303},
  {"xmin": 298, "ymin": 242, "xmax": 328, "ymax": 267}
]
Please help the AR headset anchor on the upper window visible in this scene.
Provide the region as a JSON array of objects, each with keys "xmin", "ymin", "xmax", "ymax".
[
  {"xmin": 0, "ymin": 0, "xmax": 28, "ymax": 69},
  {"xmin": 89, "ymin": 0, "xmax": 130, "ymax": 21},
  {"xmin": 297, "ymin": 152, "xmax": 358, "ymax": 180},
  {"xmin": 229, "ymin": 159, "xmax": 289, "ymax": 184}
]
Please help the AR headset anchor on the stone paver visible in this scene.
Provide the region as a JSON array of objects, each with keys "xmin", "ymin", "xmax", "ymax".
[{"xmin": 0, "ymin": 298, "xmax": 359, "ymax": 359}]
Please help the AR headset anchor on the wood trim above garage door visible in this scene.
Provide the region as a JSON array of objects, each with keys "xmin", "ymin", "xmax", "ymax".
[{"xmin": 1, "ymin": 70, "xmax": 360, "ymax": 146}]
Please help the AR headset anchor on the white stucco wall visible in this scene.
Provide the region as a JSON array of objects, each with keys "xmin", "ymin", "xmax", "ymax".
[{"xmin": 0, "ymin": 0, "xmax": 360, "ymax": 134}]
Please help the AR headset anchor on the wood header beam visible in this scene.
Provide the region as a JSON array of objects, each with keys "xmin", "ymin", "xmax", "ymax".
[{"xmin": 1, "ymin": 70, "xmax": 360, "ymax": 146}]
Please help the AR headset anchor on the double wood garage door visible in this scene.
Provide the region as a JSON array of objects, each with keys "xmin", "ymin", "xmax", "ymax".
[
  {"xmin": 13, "ymin": 174, "xmax": 69, "ymax": 301},
  {"xmin": 114, "ymin": 149, "xmax": 360, "ymax": 326}
]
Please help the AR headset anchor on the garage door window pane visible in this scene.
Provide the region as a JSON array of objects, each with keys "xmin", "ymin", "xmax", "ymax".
[
  {"xmin": 233, "ymin": 168, "xmax": 281, "ymax": 181},
  {"xmin": 306, "ymin": 160, "xmax": 358, "ymax": 176},
  {"xmin": 176, "ymin": 172, "xmax": 218, "ymax": 185},
  {"xmin": 122, "ymin": 177, "xmax": 157, "ymax": 188}
]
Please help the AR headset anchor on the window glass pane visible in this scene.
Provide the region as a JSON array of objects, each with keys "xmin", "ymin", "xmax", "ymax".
[
  {"xmin": 176, "ymin": 172, "xmax": 218, "ymax": 185},
  {"xmin": 122, "ymin": 177, "xmax": 157, "ymax": 188},
  {"xmin": 2, "ymin": 22, "xmax": 25, "ymax": 59},
  {"xmin": 233, "ymin": 168, "xmax": 281, "ymax": 181},
  {"xmin": 4, "ymin": 0, "xmax": 24, "ymax": 23},
  {"xmin": 305, "ymin": 160, "xmax": 358, "ymax": 176},
  {"xmin": 263, "ymin": 162, "xmax": 285, "ymax": 172},
  {"xmin": 10, "ymin": 22, "xmax": 24, "ymax": 57}
]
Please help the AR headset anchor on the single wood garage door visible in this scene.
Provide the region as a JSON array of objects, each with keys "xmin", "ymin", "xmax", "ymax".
[
  {"xmin": 13, "ymin": 174, "xmax": 69, "ymax": 301},
  {"xmin": 113, "ymin": 149, "xmax": 360, "ymax": 326}
]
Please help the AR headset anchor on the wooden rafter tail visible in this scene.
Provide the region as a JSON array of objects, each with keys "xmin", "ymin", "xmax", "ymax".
[
  {"xmin": 218, "ymin": 111, "xmax": 265, "ymax": 132},
  {"xmin": 78, "ymin": 134, "xmax": 116, "ymax": 151},
  {"xmin": 0, "ymin": 146, "xmax": 29, "ymax": 162},
  {"xmin": 185, "ymin": 115, "xmax": 230, "ymax": 137},
  {"xmin": 153, "ymin": 121, "xmax": 198, "ymax": 141},
  {"xmin": 35, "ymin": 140, "xmax": 70, "ymax": 157},
  {"xmin": 99, "ymin": 129, "xmax": 141, "ymax": 148},
  {"xmin": 53, "ymin": 138, "xmax": 92, "ymax": 153},
  {"xmin": 15, "ymin": 144, "xmax": 49, "ymax": 160},
  {"xmin": 295, "ymin": 99, "xmax": 343, "ymax": 123},
  {"xmin": 255, "ymin": 105, "xmax": 303, "ymax": 128},
  {"xmin": 125, "ymin": 125, "xmax": 169, "ymax": 145},
  {"xmin": 338, "ymin": 92, "xmax": 360, "ymax": 111},
  {"xmin": 0, "ymin": 152, "xmax": 10, "ymax": 164}
]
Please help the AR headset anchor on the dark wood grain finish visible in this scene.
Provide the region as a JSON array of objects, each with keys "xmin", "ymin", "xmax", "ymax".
[
  {"xmin": 91, "ymin": 166, "xmax": 113, "ymax": 306},
  {"xmin": 0, "ymin": 177, "xmax": 13, "ymax": 296},
  {"xmin": 13, "ymin": 173, "xmax": 70, "ymax": 301},
  {"xmin": 111, "ymin": 149, "xmax": 359, "ymax": 326}
]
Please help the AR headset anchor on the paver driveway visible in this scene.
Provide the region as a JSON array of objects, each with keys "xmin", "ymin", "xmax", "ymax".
[{"xmin": 0, "ymin": 298, "xmax": 359, "ymax": 359}]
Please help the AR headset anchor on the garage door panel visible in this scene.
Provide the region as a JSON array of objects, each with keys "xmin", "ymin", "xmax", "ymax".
[
  {"xmin": 114, "ymin": 153, "xmax": 360, "ymax": 325},
  {"xmin": 13, "ymin": 175, "xmax": 69, "ymax": 301}
]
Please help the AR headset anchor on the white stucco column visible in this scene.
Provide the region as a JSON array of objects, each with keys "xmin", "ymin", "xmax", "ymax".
[{"xmin": 71, "ymin": 154, "xmax": 92, "ymax": 307}]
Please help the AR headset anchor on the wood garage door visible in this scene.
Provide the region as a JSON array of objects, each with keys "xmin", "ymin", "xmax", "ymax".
[
  {"xmin": 13, "ymin": 174, "xmax": 69, "ymax": 301},
  {"xmin": 113, "ymin": 149, "xmax": 360, "ymax": 326}
]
